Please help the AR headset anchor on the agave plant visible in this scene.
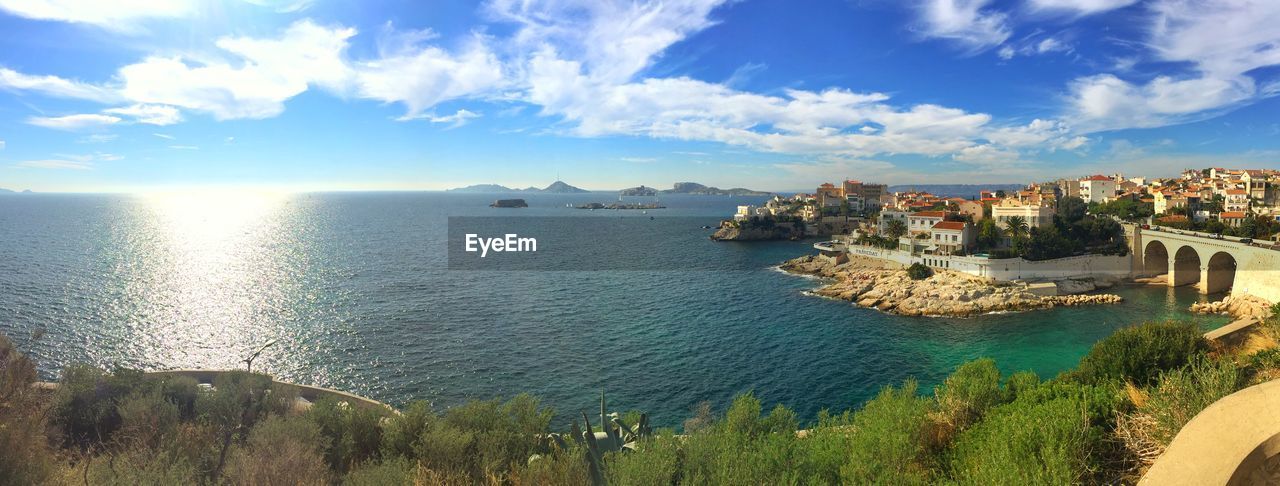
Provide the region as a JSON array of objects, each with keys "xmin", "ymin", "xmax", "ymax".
[{"xmin": 538, "ymin": 391, "xmax": 651, "ymax": 485}]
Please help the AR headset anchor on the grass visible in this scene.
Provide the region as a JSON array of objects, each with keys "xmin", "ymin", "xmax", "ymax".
[{"xmin": 1, "ymin": 316, "xmax": 1276, "ymax": 485}]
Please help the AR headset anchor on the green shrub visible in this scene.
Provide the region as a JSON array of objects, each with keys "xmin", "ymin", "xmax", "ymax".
[
  {"xmin": 226, "ymin": 415, "xmax": 331, "ymax": 485},
  {"xmin": 307, "ymin": 398, "xmax": 387, "ymax": 473},
  {"xmin": 604, "ymin": 433, "xmax": 680, "ymax": 486},
  {"xmin": 51, "ymin": 365, "xmax": 154, "ymax": 448},
  {"xmin": 159, "ymin": 375, "xmax": 201, "ymax": 420},
  {"xmin": 0, "ymin": 335, "xmax": 58, "ymax": 484},
  {"xmin": 344, "ymin": 457, "xmax": 417, "ymax": 485},
  {"xmin": 1141, "ymin": 358, "xmax": 1243, "ymax": 446},
  {"xmin": 678, "ymin": 393, "xmax": 810, "ymax": 484},
  {"xmin": 1068, "ymin": 321, "xmax": 1208, "ymax": 386},
  {"xmin": 1004, "ymin": 371, "xmax": 1041, "ymax": 401},
  {"xmin": 840, "ymin": 380, "xmax": 934, "ymax": 484},
  {"xmin": 432, "ymin": 394, "xmax": 552, "ymax": 478},
  {"xmin": 935, "ymin": 359, "xmax": 1005, "ymax": 432},
  {"xmin": 948, "ymin": 396, "xmax": 1096, "ymax": 484},
  {"xmin": 907, "ymin": 263, "xmax": 933, "ymax": 280},
  {"xmin": 381, "ymin": 400, "xmax": 436, "ymax": 459},
  {"xmin": 116, "ymin": 390, "xmax": 180, "ymax": 450}
]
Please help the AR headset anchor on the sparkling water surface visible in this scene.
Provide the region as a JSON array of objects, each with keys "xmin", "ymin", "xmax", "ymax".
[{"xmin": 0, "ymin": 192, "xmax": 1230, "ymax": 428}]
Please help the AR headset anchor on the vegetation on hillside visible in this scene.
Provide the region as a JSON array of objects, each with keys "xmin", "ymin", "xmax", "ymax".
[{"xmin": 3, "ymin": 316, "xmax": 1279, "ymax": 485}]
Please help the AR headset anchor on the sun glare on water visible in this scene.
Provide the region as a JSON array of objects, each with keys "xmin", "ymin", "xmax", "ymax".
[{"xmin": 121, "ymin": 189, "xmax": 304, "ymax": 371}]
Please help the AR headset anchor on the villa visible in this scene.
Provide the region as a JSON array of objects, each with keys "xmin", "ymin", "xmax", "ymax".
[{"xmin": 992, "ymin": 198, "xmax": 1054, "ymax": 228}]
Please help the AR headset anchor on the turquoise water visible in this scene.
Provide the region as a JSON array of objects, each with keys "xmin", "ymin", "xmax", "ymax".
[{"xmin": 0, "ymin": 192, "xmax": 1229, "ymax": 428}]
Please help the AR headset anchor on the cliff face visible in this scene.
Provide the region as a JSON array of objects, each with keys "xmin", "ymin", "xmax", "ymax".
[{"xmin": 711, "ymin": 223, "xmax": 799, "ymax": 241}]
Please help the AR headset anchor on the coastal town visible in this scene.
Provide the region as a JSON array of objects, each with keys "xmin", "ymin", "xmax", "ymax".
[{"xmin": 724, "ymin": 168, "xmax": 1280, "ymax": 319}]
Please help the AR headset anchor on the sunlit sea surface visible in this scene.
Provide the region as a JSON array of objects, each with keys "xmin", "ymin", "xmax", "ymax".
[{"xmin": 0, "ymin": 192, "xmax": 1230, "ymax": 428}]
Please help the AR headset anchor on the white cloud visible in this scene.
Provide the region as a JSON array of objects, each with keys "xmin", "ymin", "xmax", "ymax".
[
  {"xmin": 0, "ymin": 67, "xmax": 119, "ymax": 102},
  {"xmin": 152, "ymin": 133, "xmax": 175, "ymax": 140},
  {"xmin": 1067, "ymin": 73, "xmax": 1256, "ymax": 131},
  {"xmin": 398, "ymin": 109, "xmax": 482, "ymax": 128},
  {"xmin": 14, "ymin": 159, "xmax": 93, "ymax": 170},
  {"xmin": 356, "ymin": 39, "xmax": 505, "ymax": 118},
  {"xmin": 117, "ymin": 20, "xmax": 356, "ymax": 120},
  {"xmin": 489, "ymin": 0, "xmax": 729, "ymax": 83},
  {"xmin": 169, "ymin": 145, "xmax": 199, "ymax": 150},
  {"xmin": 914, "ymin": 0, "xmax": 1011, "ymax": 52},
  {"xmin": 0, "ymin": 0, "xmax": 196, "ymax": 30},
  {"xmin": 997, "ymin": 35, "xmax": 1072, "ymax": 59},
  {"xmin": 241, "ymin": 0, "xmax": 313, "ymax": 13},
  {"xmin": 1064, "ymin": 0, "xmax": 1280, "ymax": 131},
  {"xmin": 1027, "ymin": 0, "xmax": 1139, "ymax": 16},
  {"xmin": 26, "ymin": 113, "xmax": 121, "ymax": 130},
  {"xmin": 0, "ymin": 140, "xmax": 5, "ymax": 150},
  {"xmin": 77, "ymin": 134, "xmax": 117, "ymax": 143},
  {"xmin": 103, "ymin": 104, "xmax": 182, "ymax": 125}
]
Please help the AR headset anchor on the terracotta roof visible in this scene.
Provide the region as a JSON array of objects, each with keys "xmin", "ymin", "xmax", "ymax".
[
  {"xmin": 1083, "ymin": 174, "xmax": 1112, "ymax": 181},
  {"xmin": 1227, "ymin": 189, "xmax": 1247, "ymax": 195},
  {"xmin": 911, "ymin": 211, "xmax": 948, "ymax": 218},
  {"xmin": 1220, "ymin": 211, "xmax": 1247, "ymax": 219},
  {"xmin": 932, "ymin": 221, "xmax": 967, "ymax": 231}
]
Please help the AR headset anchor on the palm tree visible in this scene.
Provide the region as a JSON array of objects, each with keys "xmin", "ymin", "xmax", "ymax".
[
  {"xmin": 1004, "ymin": 216, "xmax": 1028, "ymax": 239},
  {"xmin": 885, "ymin": 219, "xmax": 908, "ymax": 240}
]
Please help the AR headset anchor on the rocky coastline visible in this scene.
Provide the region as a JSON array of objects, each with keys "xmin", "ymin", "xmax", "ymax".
[
  {"xmin": 780, "ymin": 254, "xmax": 1123, "ymax": 317},
  {"xmin": 1189, "ymin": 294, "xmax": 1275, "ymax": 321}
]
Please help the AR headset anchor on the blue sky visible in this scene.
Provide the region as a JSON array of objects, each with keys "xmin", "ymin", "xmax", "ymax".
[{"xmin": 0, "ymin": 0, "xmax": 1277, "ymax": 192}]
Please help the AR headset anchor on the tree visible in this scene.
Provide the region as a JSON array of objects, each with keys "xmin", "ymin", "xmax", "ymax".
[
  {"xmin": 1004, "ymin": 216, "xmax": 1028, "ymax": 239},
  {"xmin": 839, "ymin": 199, "xmax": 852, "ymax": 217},
  {"xmin": 1056, "ymin": 196, "xmax": 1087, "ymax": 224},
  {"xmin": 976, "ymin": 218, "xmax": 1002, "ymax": 250},
  {"xmin": 885, "ymin": 219, "xmax": 908, "ymax": 240}
]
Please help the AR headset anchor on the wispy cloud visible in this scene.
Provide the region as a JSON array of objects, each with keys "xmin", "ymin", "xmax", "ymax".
[
  {"xmin": 913, "ymin": 0, "xmax": 1011, "ymax": 52},
  {"xmin": 169, "ymin": 145, "xmax": 199, "ymax": 150},
  {"xmin": 26, "ymin": 113, "xmax": 120, "ymax": 130},
  {"xmin": 396, "ymin": 108, "xmax": 481, "ymax": 127},
  {"xmin": 14, "ymin": 159, "xmax": 93, "ymax": 170},
  {"xmin": 77, "ymin": 134, "xmax": 118, "ymax": 143},
  {"xmin": 153, "ymin": 133, "xmax": 176, "ymax": 140}
]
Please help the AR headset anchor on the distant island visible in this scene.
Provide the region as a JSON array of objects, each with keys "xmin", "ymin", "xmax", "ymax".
[
  {"xmin": 619, "ymin": 185, "xmax": 658, "ymax": 196},
  {"xmin": 574, "ymin": 202, "xmax": 665, "ymax": 210},
  {"xmin": 661, "ymin": 182, "xmax": 771, "ymax": 196},
  {"xmin": 0, "ymin": 188, "xmax": 33, "ymax": 194},
  {"xmin": 449, "ymin": 180, "xmax": 589, "ymax": 194},
  {"xmin": 490, "ymin": 198, "xmax": 528, "ymax": 208}
]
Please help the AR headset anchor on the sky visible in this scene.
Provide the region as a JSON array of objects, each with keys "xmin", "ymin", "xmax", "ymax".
[{"xmin": 0, "ymin": 0, "xmax": 1278, "ymax": 192}]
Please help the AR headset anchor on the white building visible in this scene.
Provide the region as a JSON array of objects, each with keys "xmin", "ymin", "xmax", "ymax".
[
  {"xmin": 991, "ymin": 199, "xmax": 1055, "ymax": 228},
  {"xmin": 1079, "ymin": 175, "xmax": 1117, "ymax": 203},
  {"xmin": 878, "ymin": 210, "xmax": 910, "ymax": 235},
  {"xmin": 930, "ymin": 221, "xmax": 974, "ymax": 255},
  {"xmin": 906, "ymin": 211, "xmax": 947, "ymax": 235}
]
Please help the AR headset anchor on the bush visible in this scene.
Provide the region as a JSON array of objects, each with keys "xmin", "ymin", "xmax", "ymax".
[
  {"xmin": 907, "ymin": 263, "xmax": 932, "ymax": 280},
  {"xmin": 947, "ymin": 386, "xmax": 1102, "ymax": 485},
  {"xmin": 307, "ymin": 398, "xmax": 387, "ymax": 473},
  {"xmin": 345, "ymin": 457, "xmax": 420, "ymax": 485},
  {"xmin": 678, "ymin": 393, "xmax": 812, "ymax": 484},
  {"xmin": 0, "ymin": 335, "xmax": 58, "ymax": 484},
  {"xmin": 51, "ymin": 365, "xmax": 153, "ymax": 448},
  {"xmin": 1068, "ymin": 321, "xmax": 1208, "ymax": 386},
  {"xmin": 226, "ymin": 415, "xmax": 332, "ymax": 485},
  {"xmin": 840, "ymin": 380, "xmax": 934, "ymax": 484},
  {"xmin": 605, "ymin": 434, "xmax": 679, "ymax": 486},
  {"xmin": 934, "ymin": 359, "xmax": 1005, "ymax": 433},
  {"xmin": 1141, "ymin": 359, "xmax": 1242, "ymax": 446}
]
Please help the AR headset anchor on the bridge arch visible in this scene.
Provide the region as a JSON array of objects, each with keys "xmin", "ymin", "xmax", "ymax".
[
  {"xmin": 1171, "ymin": 245, "xmax": 1202, "ymax": 288},
  {"xmin": 1144, "ymin": 240, "xmax": 1169, "ymax": 277},
  {"xmin": 1205, "ymin": 251, "xmax": 1238, "ymax": 295}
]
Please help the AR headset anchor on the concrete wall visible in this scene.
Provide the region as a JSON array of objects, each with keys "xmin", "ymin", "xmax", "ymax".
[{"xmin": 845, "ymin": 245, "xmax": 1129, "ymax": 282}]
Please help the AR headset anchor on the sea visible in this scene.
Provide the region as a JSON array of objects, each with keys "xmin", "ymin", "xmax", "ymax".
[{"xmin": 0, "ymin": 191, "xmax": 1230, "ymax": 428}]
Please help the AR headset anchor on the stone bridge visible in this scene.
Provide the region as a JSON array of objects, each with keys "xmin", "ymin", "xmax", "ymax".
[{"xmin": 1129, "ymin": 225, "xmax": 1280, "ymax": 303}]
